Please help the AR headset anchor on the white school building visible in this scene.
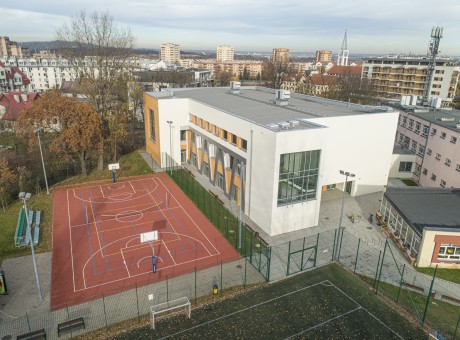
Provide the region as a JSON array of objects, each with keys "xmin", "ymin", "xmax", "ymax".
[{"xmin": 144, "ymin": 85, "xmax": 399, "ymax": 236}]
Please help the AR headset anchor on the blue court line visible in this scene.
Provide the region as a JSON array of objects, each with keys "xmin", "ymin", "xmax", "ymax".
[
  {"xmin": 89, "ymin": 189, "xmax": 111, "ymax": 271},
  {"xmin": 80, "ymin": 192, "xmax": 97, "ymax": 275}
]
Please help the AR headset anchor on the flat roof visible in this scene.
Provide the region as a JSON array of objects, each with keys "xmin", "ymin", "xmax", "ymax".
[
  {"xmin": 384, "ymin": 187, "xmax": 460, "ymax": 235},
  {"xmin": 146, "ymin": 86, "xmax": 394, "ymax": 130},
  {"xmin": 393, "ymin": 144, "xmax": 415, "ymax": 156},
  {"xmin": 410, "ymin": 109, "xmax": 460, "ymax": 133}
]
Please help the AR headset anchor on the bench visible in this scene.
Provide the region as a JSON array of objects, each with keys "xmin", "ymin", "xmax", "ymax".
[
  {"xmin": 441, "ymin": 294, "xmax": 460, "ymax": 305},
  {"xmin": 208, "ymin": 189, "xmax": 224, "ymax": 205},
  {"xmin": 16, "ymin": 328, "xmax": 46, "ymax": 340},
  {"xmin": 404, "ymin": 283, "xmax": 424, "ymax": 294},
  {"xmin": 57, "ymin": 317, "xmax": 85, "ymax": 337}
]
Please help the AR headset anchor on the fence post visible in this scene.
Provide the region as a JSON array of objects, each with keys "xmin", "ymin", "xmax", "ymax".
[
  {"xmin": 314, "ymin": 233, "xmax": 319, "ymax": 267},
  {"xmin": 194, "ymin": 268, "xmax": 197, "ymax": 306},
  {"xmin": 102, "ymin": 293, "xmax": 108, "ymax": 328},
  {"xmin": 353, "ymin": 238, "xmax": 361, "ymax": 274},
  {"xmin": 376, "ymin": 240, "xmax": 388, "ymax": 294},
  {"xmin": 26, "ymin": 313, "xmax": 31, "ymax": 332},
  {"xmin": 166, "ymin": 275, "xmax": 169, "ymax": 302},
  {"xmin": 244, "ymin": 257, "xmax": 247, "ymax": 288},
  {"xmin": 373, "ymin": 250, "xmax": 382, "ymax": 289},
  {"xmin": 135, "ymin": 283, "xmax": 140, "ymax": 322},
  {"xmin": 266, "ymin": 246, "xmax": 272, "ymax": 282},
  {"xmin": 286, "ymin": 241, "xmax": 292, "ymax": 276},
  {"xmin": 226, "ymin": 209, "xmax": 229, "ymax": 239},
  {"xmin": 332, "ymin": 229, "xmax": 337, "ymax": 261},
  {"xmin": 220, "ymin": 261, "xmax": 223, "ymax": 295},
  {"xmin": 422, "ymin": 265, "xmax": 438, "ymax": 326},
  {"xmin": 249, "ymin": 232, "xmax": 254, "ymax": 264},
  {"xmin": 300, "ymin": 237, "xmax": 306, "ymax": 271},
  {"xmin": 396, "ymin": 264, "xmax": 406, "ymax": 304},
  {"xmin": 454, "ymin": 313, "xmax": 460, "ymax": 340},
  {"xmin": 337, "ymin": 229, "xmax": 345, "ymax": 262}
]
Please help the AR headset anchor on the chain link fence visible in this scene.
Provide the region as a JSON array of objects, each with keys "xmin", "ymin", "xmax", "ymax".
[{"xmin": 0, "ymin": 256, "xmax": 265, "ymax": 339}]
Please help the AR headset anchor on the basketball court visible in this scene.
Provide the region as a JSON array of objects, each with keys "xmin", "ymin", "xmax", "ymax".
[{"xmin": 51, "ymin": 173, "xmax": 239, "ymax": 309}]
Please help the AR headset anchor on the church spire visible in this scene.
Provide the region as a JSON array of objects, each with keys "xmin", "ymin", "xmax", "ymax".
[{"xmin": 337, "ymin": 29, "xmax": 349, "ymax": 66}]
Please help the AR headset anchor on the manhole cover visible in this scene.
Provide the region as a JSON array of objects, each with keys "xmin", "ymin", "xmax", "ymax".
[
  {"xmin": 236, "ymin": 264, "xmax": 242, "ymax": 269},
  {"xmin": 325, "ymin": 217, "xmax": 329, "ymax": 220},
  {"xmin": 367, "ymin": 227, "xmax": 372, "ymax": 230}
]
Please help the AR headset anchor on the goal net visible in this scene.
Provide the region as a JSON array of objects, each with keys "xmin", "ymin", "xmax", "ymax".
[{"xmin": 150, "ymin": 297, "xmax": 191, "ymax": 329}]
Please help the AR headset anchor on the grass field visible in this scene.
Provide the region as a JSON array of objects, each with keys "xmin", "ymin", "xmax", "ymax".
[
  {"xmin": 109, "ymin": 263, "xmax": 426, "ymax": 340},
  {"xmin": 0, "ymin": 150, "xmax": 153, "ymax": 266},
  {"xmin": 415, "ymin": 267, "xmax": 460, "ymax": 285},
  {"xmin": 401, "ymin": 179, "xmax": 418, "ymax": 186}
]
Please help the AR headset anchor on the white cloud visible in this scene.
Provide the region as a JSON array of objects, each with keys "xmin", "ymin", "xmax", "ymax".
[{"xmin": 1, "ymin": 1, "xmax": 459, "ymax": 54}]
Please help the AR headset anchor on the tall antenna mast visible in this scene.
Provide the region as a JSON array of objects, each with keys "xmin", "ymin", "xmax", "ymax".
[{"xmin": 422, "ymin": 27, "xmax": 443, "ymax": 105}]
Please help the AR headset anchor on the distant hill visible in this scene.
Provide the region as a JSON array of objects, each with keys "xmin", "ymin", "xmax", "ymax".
[{"xmin": 22, "ymin": 40, "xmax": 63, "ymax": 53}]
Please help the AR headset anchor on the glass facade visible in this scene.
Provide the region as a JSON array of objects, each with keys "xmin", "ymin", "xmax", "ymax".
[{"xmin": 277, "ymin": 150, "xmax": 320, "ymax": 206}]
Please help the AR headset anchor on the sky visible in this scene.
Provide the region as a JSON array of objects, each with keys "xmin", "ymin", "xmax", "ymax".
[{"xmin": 1, "ymin": 0, "xmax": 460, "ymax": 55}]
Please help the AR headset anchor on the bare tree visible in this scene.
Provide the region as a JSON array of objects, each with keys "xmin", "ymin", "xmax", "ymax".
[
  {"xmin": 261, "ymin": 61, "xmax": 292, "ymax": 89},
  {"xmin": 56, "ymin": 10, "xmax": 135, "ymax": 170}
]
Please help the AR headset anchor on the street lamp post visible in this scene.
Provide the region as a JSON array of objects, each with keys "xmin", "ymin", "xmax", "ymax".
[
  {"xmin": 338, "ymin": 170, "xmax": 355, "ymax": 230},
  {"xmin": 237, "ymin": 162, "xmax": 245, "ymax": 249},
  {"xmin": 167, "ymin": 121, "xmax": 173, "ymax": 175},
  {"xmin": 19, "ymin": 192, "xmax": 43, "ymax": 301},
  {"xmin": 36, "ymin": 128, "xmax": 49, "ymax": 195}
]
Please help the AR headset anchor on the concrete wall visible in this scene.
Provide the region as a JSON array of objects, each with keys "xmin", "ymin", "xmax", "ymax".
[{"xmin": 389, "ymin": 153, "xmax": 417, "ymax": 179}]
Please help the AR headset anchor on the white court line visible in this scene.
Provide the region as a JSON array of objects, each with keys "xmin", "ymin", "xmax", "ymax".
[
  {"xmin": 129, "ymin": 181, "xmax": 136, "ymax": 194},
  {"xmin": 326, "ymin": 280, "xmax": 404, "ymax": 339},
  {"xmin": 72, "ymin": 178, "xmax": 158, "ymax": 204},
  {"xmin": 284, "ymin": 307, "xmax": 362, "ymax": 339},
  {"xmin": 79, "ymin": 231, "xmax": 214, "ymax": 291},
  {"xmin": 120, "ymin": 249, "xmax": 131, "ymax": 278},
  {"xmin": 107, "ymin": 193, "xmax": 133, "ymax": 201},
  {"xmin": 137, "ymin": 256, "xmax": 163, "ymax": 268},
  {"xmin": 160, "ymin": 280, "xmax": 330, "ymax": 340},
  {"xmin": 67, "ymin": 190, "xmax": 77, "ymax": 292},
  {"xmin": 162, "ymin": 240, "xmax": 177, "ymax": 265},
  {"xmin": 157, "ymin": 178, "xmax": 220, "ymax": 256}
]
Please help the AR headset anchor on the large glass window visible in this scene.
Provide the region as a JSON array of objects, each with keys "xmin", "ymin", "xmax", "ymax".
[
  {"xmin": 149, "ymin": 109, "xmax": 156, "ymax": 141},
  {"xmin": 277, "ymin": 150, "xmax": 320, "ymax": 206}
]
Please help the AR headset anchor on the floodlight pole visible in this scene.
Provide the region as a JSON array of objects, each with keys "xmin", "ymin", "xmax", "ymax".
[
  {"xmin": 238, "ymin": 162, "xmax": 245, "ymax": 249},
  {"xmin": 20, "ymin": 192, "xmax": 43, "ymax": 301},
  {"xmin": 36, "ymin": 128, "xmax": 49, "ymax": 194},
  {"xmin": 167, "ymin": 121, "xmax": 173, "ymax": 175},
  {"xmin": 338, "ymin": 170, "xmax": 355, "ymax": 231}
]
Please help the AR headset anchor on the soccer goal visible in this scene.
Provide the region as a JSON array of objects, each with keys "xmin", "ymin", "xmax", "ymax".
[{"xmin": 150, "ymin": 297, "xmax": 191, "ymax": 329}]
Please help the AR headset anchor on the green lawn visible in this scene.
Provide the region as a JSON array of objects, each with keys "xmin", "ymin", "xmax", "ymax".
[
  {"xmin": 0, "ymin": 150, "xmax": 153, "ymax": 266},
  {"xmin": 107, "ymin": 264, "xmax": 426, "ymax": 340},
  {"xmin": 401, "ymin": 179, "xmax": 419, "ymax": 186},
  {"xmin": 416, "ymin": 267, "xmax": 460, "ymax": 285}
]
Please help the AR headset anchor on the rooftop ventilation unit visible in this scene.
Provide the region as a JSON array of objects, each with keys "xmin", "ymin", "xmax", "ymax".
[
  {"xmin": 289, "ymin": 120, "xmax": 300, "ymax": 127},
  {"xmin": 266, "ymin": 123, "xmax": 280, "ymax": 130},
  {"xmin": 277, "ymin": 121, "xmax": 291, "ymax": 129},
  {"xmin": 230, "ymin": 81, "xmax": 241, "ymax": 94},
  {"xmin": 436, "ymin": 117, "xmax": 455, "ymax": 122},
  {"xmin": 275, "ymin": 90, "xmax": 290, "ymax": 106}
]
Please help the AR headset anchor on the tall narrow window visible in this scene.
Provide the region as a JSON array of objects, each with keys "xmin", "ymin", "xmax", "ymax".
[
  {"xmin": 277, "ymin": 150, "xmax": 321, "ymax": 206},
  {"xmin": 149, "ymin": 109, "xmax": 156, "ymax": 141}
]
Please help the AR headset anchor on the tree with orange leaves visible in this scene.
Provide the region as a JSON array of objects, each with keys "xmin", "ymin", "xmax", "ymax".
[{"xmin": 17, "ymin": 90, "xmax": 101, "ymax": 176}]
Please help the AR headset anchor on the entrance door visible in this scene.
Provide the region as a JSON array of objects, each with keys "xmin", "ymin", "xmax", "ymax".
[{"xmin": 345, "ymin": 180, "xmax": 352, "ymax": 194}]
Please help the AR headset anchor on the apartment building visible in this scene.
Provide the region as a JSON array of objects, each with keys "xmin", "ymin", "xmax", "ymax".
[
  {"xmin": 315, "ymin": 50, "xmax": 332, "ymax": 63},
  {"xmin": 192, "ymin": 60, "xmax": 262, "ymax": 79},
  {"xmin": 272, "ymin": 48, "xmax": 289, "ymax": 65},
  {"xmin": 362, "ymin": 57, "xmax": 460, "ymax": 107},
  {"xmin": 144, "ymin": 85, "xmax": 398, "ymax": 236},
  {"xmin": 0, "ymin": 62, "xmax": 30, "ymax": 92},
  {"xmin": 0, "ymin": 36, "xmax": 28, "ymax": 58},
  {"xmin": 396, "ymin": 108, "xmax": 460, "ymax": 188},
  {"xmin": 216, "ymin": 45, "xmax": 234, "ymax": 62},
  {"xmin": 160, "ymin": 43, "xmax": 181, "ymax": 64}
]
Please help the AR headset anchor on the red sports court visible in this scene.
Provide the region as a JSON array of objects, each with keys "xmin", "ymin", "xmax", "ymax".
[{"xmin": 51, "ymin": 173, "xmax": 239, "ymax": 309}]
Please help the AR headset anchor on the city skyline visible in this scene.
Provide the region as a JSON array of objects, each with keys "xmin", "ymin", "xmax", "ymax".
[{"xmin": 1, "ymin": 0, "xmax": 460, "ymax": 55}]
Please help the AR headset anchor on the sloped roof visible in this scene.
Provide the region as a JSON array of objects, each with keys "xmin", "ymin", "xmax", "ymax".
[
  {"xmin": 309, "ymin": 74, "xmax": 336, "ymax": 86},
  {"xmin": 0, "ymin": 92, "xmax": 39, "ymax": 121},
  {"xmin": 327, "ymin": 65, "xmax": 362, "ymax": 77},
  {"xmin": 384, "ymin": 187, "xmax": 460, "ymax": 235},
  {"xmin": 0, "ymin": 62, "xmax": 30, "ymax": 85}
]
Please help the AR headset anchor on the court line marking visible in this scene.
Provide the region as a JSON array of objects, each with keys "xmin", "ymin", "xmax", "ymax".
[
  {"xmin": 87, "ymin": 194, "xmax": 103, "ymax": 259},
  {"xmin": 67, "ymin": 190, "xmax": 77, "ymax": 292},
  {"xmin": 107, "ymin": 184, "xmax": 125, "ymax": 190},
  {"xmin": 120, "ymin": 249, "xmax": 131, "ymax": 278},
  {"xmin": 159, "ymin": 280, "xmax": 329, "ymax": 340},
  {"xmin": 137, "ymin": 256, "xmax": 163, "ymax": 268},
  {"xmin": 157, "ymin": 177, "xmax": 220, "ymax": 255},
  {"xmin": 107, "ymin": 193, "xmax": 133, "ymax": 201},
  {"xmin": 327, "ymin": 281, "xmax": 404, "ymax": 339},
  {"xmin": 79, "ymin": 231, "xmax": 213, "ymax": 291},
  {"xmin": 71, "ymin": 178, "xmax": 158, "ymax": 204},
  {"xmin": 162, "ymin": 240, "xmax": 177, "ymax": 265},
  {"xmin": 69, "ymin": 203, "xmax": 171, "ymax": 228},
  {"xmin": 284, "ymin": 307, "xmax": 362, "ymax": 339}
]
